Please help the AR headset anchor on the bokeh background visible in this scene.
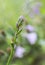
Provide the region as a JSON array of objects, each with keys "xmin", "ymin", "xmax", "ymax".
[{"xmin": 0, "ymin": 0, "xmax": 45, "ymax": 65}]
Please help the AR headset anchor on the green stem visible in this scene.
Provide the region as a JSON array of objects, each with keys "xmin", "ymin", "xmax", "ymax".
[{"xmin": 6, "ymin": 47, "xmax": 14, "ymax": 65}]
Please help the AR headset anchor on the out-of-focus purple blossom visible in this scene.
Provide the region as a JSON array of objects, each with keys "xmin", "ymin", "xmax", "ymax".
[
  {"xmin": 32, "ymin": 2, "xmax": 42, "ymax": 14},
  {"xmin": 32, "ymin": 6, "xmax": 40, "ymax": 15},
  {"xmin": 23, "ymin": 32, "xmax": 37, "ymax": 45},
  {"xmin": 23, "ymin": 0, "xmax": 42, "ymax": 18},
  {"xmin": 15, "ymin": 46, "xmax": 25, "ymax": 58},
  {"xmin": 25, "ymin": 25, "xmax": 35, "ymax": 32},
  {"xmin": 29, "ymin": 2, "xmax": 42, "ymax": 17}
]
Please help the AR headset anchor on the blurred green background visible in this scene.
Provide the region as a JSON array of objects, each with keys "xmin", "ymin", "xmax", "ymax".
[{"xmin": 0, "ymin": 0, "xmax": 45, "ymax": 65}]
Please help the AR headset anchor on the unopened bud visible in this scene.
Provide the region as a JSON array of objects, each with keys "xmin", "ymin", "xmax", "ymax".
[{"xmin": 16, "ymin": 15, "xmax": 25, "ymax": 29}]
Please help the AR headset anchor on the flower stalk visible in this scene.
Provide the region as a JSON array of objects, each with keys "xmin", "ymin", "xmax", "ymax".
[{"xmin": 6, "ymin": 15, "xmax": 24, "ymax": 65}]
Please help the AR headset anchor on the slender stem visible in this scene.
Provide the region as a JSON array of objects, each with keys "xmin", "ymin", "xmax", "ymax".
[
  {"xmin": 6, "ymin": 31, "xmax": 17, "ymax": 65},
  {"xmin": 6, "ymin": 47, "xmax": 14, "ymax": 65}
]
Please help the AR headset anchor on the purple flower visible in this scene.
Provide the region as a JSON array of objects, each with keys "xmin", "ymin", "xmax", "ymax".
[
  {"xmin": 29, "ymin": 2, "xmax": 42, "ymax": 18},
  {"xmin": 25, "ymin": 25, "xmax": 35, "ymax": 32},
  {"xmin": 23, "ymin": 32, "xmax": 37, "ymax": 45},
  {"xmin": 23, "ymin": 0, "xmax": 42, "ymax": 18},
  {"xmin": 32, "ymin": 6, "xmax": 40, "ymax": 15},
  {"xmin": 15, "ymin": 46, "xmax": 25, "ymax": 58}
]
